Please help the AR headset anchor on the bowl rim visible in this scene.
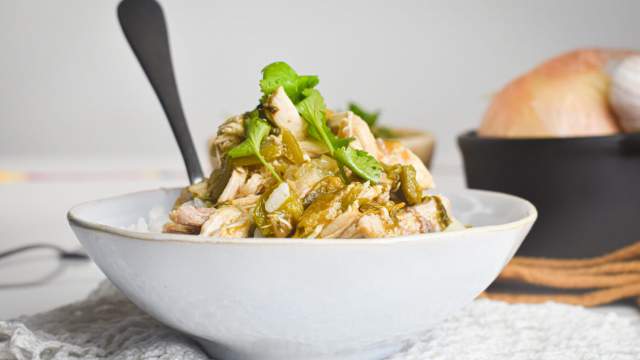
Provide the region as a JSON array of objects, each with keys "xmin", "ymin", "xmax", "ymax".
[
  {"xmin": 68, "ymin": 187, "xmax": 537, "ymax": 246},
  {"xmin": 381, "ymin": 128, "xmax": 434, "ymax": 139},
  {"xmin": 458, "ymin": 129, "xmax": 639, "ymax": 143}
]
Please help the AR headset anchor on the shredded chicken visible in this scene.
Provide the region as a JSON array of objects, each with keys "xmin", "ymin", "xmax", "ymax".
[
  {"xmin": 340, "ymin": 195, "xmax": 456, "ymax": 238},
  {"xmin": 359, "ymin": 183, "xmax": 390, "ymax": 203},
  {"xmin": 355, "ymin": 214, "xmax": 387, "ymax": 238},
  {"xmin": 217, "ymin": 167, "xmax": 248, "ymax": 203},
  {"xmin": 328, "ymin": 111, "xmax": 381, "ymax": 159},
  {"xmin": 163, "ymin": 222, "xmax": 199, "ymax": 235},
  {"xmin": 298, "ymin": 139, "xmax": 329, "ymax": 157},
  {"xmin": 200, "ymin": 205, "xmax": 251, "ymax": 237},
  {"xmin": 237, "ymin": 172, "xmax": 265, "ymax": 198},
  {"xmin": 377, "ymin": 139, "xmax": 435, "ymax": 190},
  {"xmin": 209, "ymin": 115, "xmax": 245, "ymax": 169},
  {"xmin": 266, "ymin": 86, "xmax": 307, "ymax": 140},
  {"xmin": 301, "ymin": 182, "xmax": 387, "ymax": 238},
  {"xmin": 230, "ymin": 195, "xmax": 261, "ymax": 209},
  {"xmin": 395, "ymin": 196, "xmax": 451, "ymax": 235},
  {"xmin": 319, "ymin": 206, "xmax": 361, "ymax": 238},
  {"xmin": 169, "ymin": 203, "xmax": 217, "ymax": 227}
]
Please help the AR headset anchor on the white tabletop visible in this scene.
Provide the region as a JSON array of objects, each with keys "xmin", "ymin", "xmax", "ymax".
[
  {"xmin": 0, "ymin": 156, "xmax": 636, "ymax": 320},
  {"xmin": 0, "ymin": 156, "xmax": 184, "ymax": 318}
]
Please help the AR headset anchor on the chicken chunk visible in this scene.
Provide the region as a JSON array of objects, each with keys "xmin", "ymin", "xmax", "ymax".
[
  {"xmin": 209, "ymin": 115, "xmax": 245, "ymax": 169},
  {"xmin": 237, "ymin": 172, "xmax": 266, "ymax": 198},
  {"xmin": 298, "ymin": 139, "xmax": 329, "ymax": 157},
  {"xmin": 328, "ymin": 111, "xmax": 381, "ymax": 159},
  {"xmin": 349, "ymin": 195, "xmax": 455, "ymax": 238},
  {"xmin": 319, "ymin": 206, "xmax": 361, "ymax": 238},
  {"xmin": 162, "ymin": 222, "xmax": 199, "ymax": 235},
  {"xmin": 395, "ymin": 195, "xmax": 452, "ymax": 235},
  {"xmin": 169, "ymin": 203, "xmax": 217, "ymax": 227},
  {"xmin": 358, "ymin": 183, "xmax": 390, "ymax": 203},
  {"xmin": 377, "ymin": 139, "xmax": 435, "ymax": 190},
  {"xmin": 217, "ymin": 167, "xmax": 248, "ymax": 203},
  {"xmin": 355, "ymin": 214, "xmax": 387, "ymax": 238},
  {"xmin": 230, "ymin": 194, "xmax": 261, "ymax": 209},
  {"xmin": 265, "ymin": 86, "xmax": 307, "ymax": 140},
  {"xmin": 200, "ymin": 205, "xmax": 251, "ymax": 237},
  {"xmin": 297, "ymin": 182, "xmax": 386, "ymax": 238}
]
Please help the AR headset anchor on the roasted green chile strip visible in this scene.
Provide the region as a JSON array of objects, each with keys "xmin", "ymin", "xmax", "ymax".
[{"xmin": 400, "ymin": 165, "xmax": 422, "ymax": 205}]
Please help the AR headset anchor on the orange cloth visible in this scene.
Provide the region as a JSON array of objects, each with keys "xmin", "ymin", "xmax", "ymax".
[{"xmin": 483, "ymin": 242, "xmax": 640, "ymax": 307}]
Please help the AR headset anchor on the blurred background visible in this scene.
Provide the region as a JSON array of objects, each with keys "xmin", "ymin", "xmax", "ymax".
[
  {"xmin": 3, "ymin": 0, "xmax": 640, "ymax": 165},
  {"xmin": 2, "ymin": 0, "xmax": 640, "ymax": 316}
]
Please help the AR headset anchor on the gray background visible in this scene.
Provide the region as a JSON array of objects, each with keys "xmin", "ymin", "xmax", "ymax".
[{"xmin": 2, "ymin": 0, "xmax": 640, "ymax": 167}]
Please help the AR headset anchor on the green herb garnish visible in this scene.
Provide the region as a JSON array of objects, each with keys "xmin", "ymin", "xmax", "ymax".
[
  {"xmin": 228, "ymin": 111, "xmax": 282, "ymax": 182},
  {"xmin": 334, "ymin": 147, "xmax": 382, "ymax": 183},
  {"xmin": 296, "ymin": 89, "xmax": 352, "ymax": 151},
  {"xmin": 260, "ymin": 62, "xmax": 319, "ymax": 104},
  {"xmin": 296, "ymin": 89, "xmax": 382, "ymax": 183}
]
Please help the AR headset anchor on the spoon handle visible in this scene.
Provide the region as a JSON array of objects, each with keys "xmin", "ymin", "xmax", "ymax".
[{"xmin": 118, "ymin": 0, "xmax": 204, "ymax": 184}]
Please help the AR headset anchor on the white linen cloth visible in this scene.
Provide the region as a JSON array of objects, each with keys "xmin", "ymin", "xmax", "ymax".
[{"xmin": 1, "ymin": 281, "xmax": 640, "ymax": 360}]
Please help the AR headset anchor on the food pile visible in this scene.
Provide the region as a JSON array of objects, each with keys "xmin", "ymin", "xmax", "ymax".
[{"xmin": 164, "ymin": 62, "xmax": 462, "ymax": 238}]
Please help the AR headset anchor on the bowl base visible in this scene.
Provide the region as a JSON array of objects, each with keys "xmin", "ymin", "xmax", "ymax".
[{"xmin": 195, "ymin": 337, "xmax": 405, "ymax": 360}]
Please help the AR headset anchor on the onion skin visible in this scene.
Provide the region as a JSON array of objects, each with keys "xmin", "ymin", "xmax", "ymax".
[
  {"xmin": 479, "ymin": 49, "xmax": 635, "ymax": 138},
  {"xmin": 609, "ymin": 55, "xmax": 640, "ymax": 133}
]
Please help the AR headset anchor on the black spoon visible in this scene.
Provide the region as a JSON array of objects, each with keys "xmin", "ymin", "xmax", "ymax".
[{"xmin": 117, "ymin": 0, "xmax": 204, "ymax": 184}]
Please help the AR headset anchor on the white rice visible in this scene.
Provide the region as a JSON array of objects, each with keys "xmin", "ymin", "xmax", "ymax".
[{"xmin": 127, "ymin": 206, "xmax": 167, "ymax": 233}]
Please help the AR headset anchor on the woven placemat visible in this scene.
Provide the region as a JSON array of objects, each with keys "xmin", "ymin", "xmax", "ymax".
[{"xmin": 1, "ymin": 280, "xmax": 640, "ymax": 359}]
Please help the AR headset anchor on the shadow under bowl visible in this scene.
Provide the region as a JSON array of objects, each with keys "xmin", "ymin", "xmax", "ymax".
[{"xmin": 458, "ymin": 130, "xmax": 640, "ymax": 258}]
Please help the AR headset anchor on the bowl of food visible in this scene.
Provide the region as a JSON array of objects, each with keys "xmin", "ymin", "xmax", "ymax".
[
  {"xmin": 459, "ymin": 49, "xmax": 640, "ymax": 258},
  {"xmin": 69, "ymin": 62, "xmax": 536, "ymax": 360}
]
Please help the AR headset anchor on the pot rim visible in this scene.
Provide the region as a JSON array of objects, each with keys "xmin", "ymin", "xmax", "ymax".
[{"xmin": 458, "ymin": 130, "xmax": 640, "ymax": 145}]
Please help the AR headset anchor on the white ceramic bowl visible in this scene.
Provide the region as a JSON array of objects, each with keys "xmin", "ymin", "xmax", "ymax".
[{"xmin": 68, "ymin": 188, "xmax": 536, "ymax": 360}]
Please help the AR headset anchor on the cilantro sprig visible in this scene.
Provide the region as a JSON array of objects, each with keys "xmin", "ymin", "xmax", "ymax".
[
  {"xmin": 295, "ymin": 89, "xmax": 382, "ymax": 183},
  {"xmin": 296, "ymin": 89, "xmax": 352, "ymax": 151},
  {"xmin": 227, "ymin": 111, "xmax": 282, "ymax": 182},
  {"xmin": 260, "ymin": 62, "xmax": 319, "ymax": 104},
  {"xmin": 334, "ymin": 147, "xmax": 382, "ymax": 183},
  {"xmin": 239, "ymin": 61, "xmax": 383, "ymax": 183}
]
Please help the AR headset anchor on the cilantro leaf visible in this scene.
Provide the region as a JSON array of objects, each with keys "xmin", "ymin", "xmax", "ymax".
[
  {"xmin": 334, "ymin": 147, "xmax": 382, "ymax": 183},
  {"xmin": 226, "ymin": 136, "xmax": 254, "ymax": 158},
  {"xmin": 296, "ymin": 89, "xmax": 353, "ymax": 152},
  {"xmin": 348, "ymin": 102, "xmax": 380, "ymax": 127},
  {"xmin": 227, "ymin": 112, "xmax": 270, "ymax": 158},
  {"xmin": 296, "ymin": 89, "xmax": 330, "ymax": 146},
  {"xmin": 228, "ymin": 111, "xmax": 282, "ymax": 182},
  {"xmin": 328, "ymin": 131, "xmax": 353, "ymax": 149},
  {"xmin": 260, "ymin": 62, "xmax": 319, "ymax": 104},
  {"xmin": 297, "ymin": 89, "xmax": 381, "ymax": 183}
]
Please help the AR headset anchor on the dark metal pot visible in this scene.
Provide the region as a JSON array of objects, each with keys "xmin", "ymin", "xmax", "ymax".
[{"xmin": 458, "ymin": 131, "xmax": 640, "ymax": 258}]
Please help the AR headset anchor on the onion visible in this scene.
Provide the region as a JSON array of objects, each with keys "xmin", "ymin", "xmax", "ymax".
[
  {"xmin": 479, "ymin": 49, "xmax": 635, "ymax": 138},
  {"xmin": 609, "ymin": 55, "xmax": 640, "ymax": 133}
]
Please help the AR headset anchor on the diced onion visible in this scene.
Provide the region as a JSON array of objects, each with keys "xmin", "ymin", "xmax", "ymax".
[{"xmin": 265, "ymin": 182, "xmax": 290, "ymax": 212}]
